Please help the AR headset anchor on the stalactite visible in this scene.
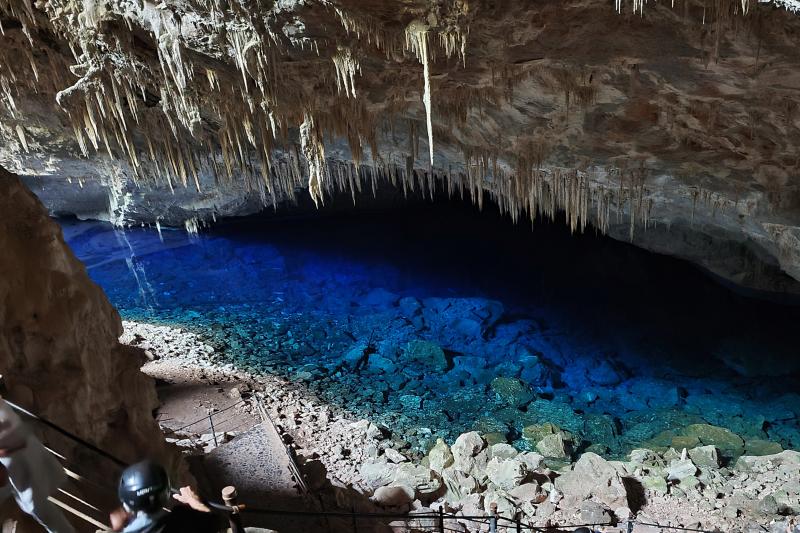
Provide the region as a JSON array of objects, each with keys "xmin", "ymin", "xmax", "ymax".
[
  {"xmin": 300, "ymin": 113, "xmax": 326, "ymax": 207},
  {"xmin": 332, "ymin": 46, "xmax": 360, "ymax": 99},
  {"xmin": 406, "ymin": 21, "xmax": 434, "ymax": 167}
]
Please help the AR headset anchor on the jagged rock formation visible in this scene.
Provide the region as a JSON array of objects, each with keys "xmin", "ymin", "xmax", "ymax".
[
  {"xmin": 0, "ymin": 167, "xmax": 186, "ymax": 528},
  {"xmin": 1, "ymin": 0, "xmax": 800, "ymax": 293}
]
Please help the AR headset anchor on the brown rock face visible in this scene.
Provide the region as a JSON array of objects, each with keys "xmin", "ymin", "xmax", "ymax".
[
  {"xmin": 0, "ymin": 1, "xmax": 799, "ymax": 293},
  {"xmin": 0, "ymin": 166, "xmax": 185, "ymax": 527}
]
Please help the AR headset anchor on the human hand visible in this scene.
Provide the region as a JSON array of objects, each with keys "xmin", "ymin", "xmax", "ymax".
[
  {"xmin": 109, "ymin": 507, "xmax": 131, "ymax": 531},
  {"xmin": 173, "ymin": 486, "xmax": 210, "ymax": 513}
]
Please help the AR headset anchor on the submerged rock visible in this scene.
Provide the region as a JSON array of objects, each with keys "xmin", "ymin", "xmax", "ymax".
[
  {"xmin": 522, "ymin": 422, "xmax": 559, "ymax": 444},
  {"xmin": 682, "ymin": 424, "xmax": 745, "ymax": 456},
  {"xmin": 745, "ymin": 439, "xmax": 784, "ymax": 457},
  {"xmin": 403, "ymin": 340, "xmax": 448, "ymax": 371},
  {"xmin": 490, "ymin": 377, "xmax": 533, "ymax": 407}
]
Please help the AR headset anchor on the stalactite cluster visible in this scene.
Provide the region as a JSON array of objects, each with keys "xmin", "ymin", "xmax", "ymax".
[{"xmin": 0, "ymin": 0, "xmax": 797, "ymax": 241}]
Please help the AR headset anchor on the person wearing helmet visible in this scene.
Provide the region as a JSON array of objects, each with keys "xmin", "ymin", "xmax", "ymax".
[{"xmin": 111, "ymin": 460, "xmax": 221, "ymax": 533}]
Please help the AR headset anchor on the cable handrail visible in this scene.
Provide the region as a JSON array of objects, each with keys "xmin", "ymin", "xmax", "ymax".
[
  {"xmin": 3, "ymin": 399, "xmax": 729, "ymax": 533},
  {"xmin": 169, "ymin": 399, "xmax": 248, "ymax": 433}
]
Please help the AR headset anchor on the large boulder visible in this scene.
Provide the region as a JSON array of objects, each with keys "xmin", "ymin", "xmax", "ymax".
[
  {"xmin": 744, "ymin": 439, "xmax": 784, "ymax": 457},
  {"xmin": 371, "ymin": 485, "xmax": 415, "ymax": 507},
  {"xmin": 682, "ymin": 424, "xmax": 745, "ymax": 456},
  {"xmin": 359, "ymin": 459, "xmax": 398, "ymax": 489},
  {"xmin": 452, "ymin": 432, "xmax": 486, "ymax": 461},
  {"xmin": 522, "ymin": 422, "xmax": 559, "ymax": 445},
  {"xmin": 666, "ymin": 459, "xmax": 698, "ymax": 481},
  {"xmin": 735, "ymin": 450, "xmax": 800, "ymax": 472},
  {"xmin": 536, "ymin": 432, "xmax": 570, "ymax": 459},
  {"xmin": 490, "ymin": 377, "xmax": 534, "ymax": 407},
  {"xmin": 427, "ymin": 438, "xmax": 455, "ymax": 473},
  {"xmin": 485, "ymin": 457, "xmax": 529, "ymax": 491},
  {"xmin": 392, "ymin": 463, "xmax": 442, "ymax": 500},
  {"xmin": 556, "ymin": 453, "xmax": 629, "ymax": 509},
  {"xmin": 403, "ymin": 340, "xmax": 448, "ymax": 371},
  {"xmin": 440, "ymin": 467, "xmax": 480, "ymax": 502},
  {"xmin": 688, "ymin": 445, "xmax": 720, "ymax": 469}
]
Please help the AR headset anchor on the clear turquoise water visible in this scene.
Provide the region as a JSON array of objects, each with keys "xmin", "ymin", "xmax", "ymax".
[{"xmin": 61, "ymin": 201, "xmax": 800, "ymax": 460}]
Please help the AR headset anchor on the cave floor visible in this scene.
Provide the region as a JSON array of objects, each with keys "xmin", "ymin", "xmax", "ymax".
[{"xmin": 61, "ymin": 203, "xmax": 800, "ymax": 463}]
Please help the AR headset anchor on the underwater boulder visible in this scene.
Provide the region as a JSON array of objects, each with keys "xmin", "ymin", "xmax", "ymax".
[
  {"xmin": 582, "ymin": 413, "xmax": 619, "ymax": 451},
  {"xmin": 490, "ymin": 377, "xmax": 534, "ymax": 407},
  {"xmin": 518, "ymin": 353, "xmax": 548, "ymax": 385},
  {"xmin": 744, "ymin": 439, "xmax": 784, "ymax": 456},
  {"xmin": 522, "ymin": 422, "xmax": 560, "ymax": 445},
  {"xmin": 368, "ymin": 354, "xmax": 397, "ymax": 374},
  {"xmin": 682, "ymin": 424, "xmax": 745, "ymax": 456},
  {"xmin": 528, "ymin": 399, "xmax": 583, "ymax": 433},
  {"xmin": 403, "ymin": 340, "xmax": 448, "ymax": 371},
  {"xmin": 587, "ymin": 359, "xmax": 623, "ymax": 386},
  {"xmin": 362, "ymin": 288, "xmax": 399, "ymax": 307}
]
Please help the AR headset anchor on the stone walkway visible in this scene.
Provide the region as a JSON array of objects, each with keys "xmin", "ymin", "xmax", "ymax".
[{"xmin": 203, "ymin": 422, "xmax": 323, "ymax": 532}]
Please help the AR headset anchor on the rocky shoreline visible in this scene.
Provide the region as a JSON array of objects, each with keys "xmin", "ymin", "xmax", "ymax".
[{"xmin": 123, "ymin": 320, "xmax": 799, "ymax": 532}]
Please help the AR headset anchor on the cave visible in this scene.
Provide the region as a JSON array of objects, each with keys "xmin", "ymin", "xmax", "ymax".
[{"xmin": 2, "ymin": 0, "xmax": 800, "ymax": 531}]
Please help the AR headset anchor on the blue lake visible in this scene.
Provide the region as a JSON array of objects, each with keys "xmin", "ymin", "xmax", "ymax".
[{"xmin": 61, "ymin": 200, "xmax": 800, "ymax": 460}]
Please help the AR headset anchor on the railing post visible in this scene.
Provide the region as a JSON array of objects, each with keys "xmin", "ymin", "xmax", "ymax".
[
  {"xmin": 627, "ymin": 519, "xmax": 634, "ymax": 533},
  {"xmin": 489, "ymin": 502, "xmax": 498, "ymax": 533},
  {"xmin": 351, "ymin": 505, "xmax": 358, "ymax": 533},
  {"xmin": 438, "ymin": 506, "xmax": 445, "ymax": 533},
  {"xmin": 222, "ymin": 486, "xmax": 245, "ymax": 533},
  {"xmin": 208, "ymin": 408, "xmax": 218, "ymax": 447},
  {"xmin": 516, "ymin": 514, "xmax": 521, "ymax": 533}
]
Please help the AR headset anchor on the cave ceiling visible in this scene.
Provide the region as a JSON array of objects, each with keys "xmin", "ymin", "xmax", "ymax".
[{"xmin": 1, "ymin": 0, "xmax": 800, "ymax": 292}]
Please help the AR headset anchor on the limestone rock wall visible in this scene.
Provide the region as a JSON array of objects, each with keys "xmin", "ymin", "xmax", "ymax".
[{"xmin": 0, "ymin": 166, "xmax": 185, "ymax": 527}]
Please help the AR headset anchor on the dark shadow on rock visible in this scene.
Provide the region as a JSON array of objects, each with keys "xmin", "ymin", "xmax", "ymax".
[{"xmin": 622, "ymin": 476, "xmax": 646, "ymax": 514}]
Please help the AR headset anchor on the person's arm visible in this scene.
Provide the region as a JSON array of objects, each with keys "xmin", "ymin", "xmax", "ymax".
[{"xmin": 172, "ymin": 486, "xmax": 211, "ymax": 513}]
